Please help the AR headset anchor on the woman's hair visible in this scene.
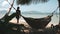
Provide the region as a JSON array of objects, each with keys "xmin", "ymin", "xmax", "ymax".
[{"xmin": 17, "ymin": 7, "xmax": 20, "ymax": 9}]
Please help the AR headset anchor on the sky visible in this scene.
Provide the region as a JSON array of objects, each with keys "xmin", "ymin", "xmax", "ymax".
[
  {"xmin": 0, "ymin": 0, "xmax": 59, "ymax": 27},
  {"xmin": 0, "ymin": 0, "xmax": 59, "ymax": 13}
]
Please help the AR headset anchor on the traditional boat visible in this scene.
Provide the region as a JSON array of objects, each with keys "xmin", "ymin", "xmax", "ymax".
[{"xmin": 1, "ymin": 12, "xmax": 53, "ymax": 29}]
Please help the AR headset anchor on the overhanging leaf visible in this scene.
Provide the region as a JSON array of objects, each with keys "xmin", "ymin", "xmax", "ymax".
[{"xmin": 16, "ymin": 0, "xmax": 49, "ymax": 5}]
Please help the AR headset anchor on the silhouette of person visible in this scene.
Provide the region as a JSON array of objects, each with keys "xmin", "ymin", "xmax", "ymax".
[
  {"xmin": 16, "ymin": 7, "xmax": 21, "ymax": 23},
  {"xmin": 51, "ymin": 24, "xmax": 54, "ymax": 28}
]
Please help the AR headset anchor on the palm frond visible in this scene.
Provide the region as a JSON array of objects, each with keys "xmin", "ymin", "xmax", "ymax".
[{"xmin": 16, "ymin": 0, "xmax": 49, "ymax": 5}]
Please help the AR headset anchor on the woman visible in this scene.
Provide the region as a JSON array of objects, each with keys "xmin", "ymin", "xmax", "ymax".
[{"xmin": 16, "ymin": 7, "xmax": 21, "ymax": 23}]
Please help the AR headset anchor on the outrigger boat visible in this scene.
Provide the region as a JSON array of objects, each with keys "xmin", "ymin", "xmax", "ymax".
[
  {"xmin": 0, "ymin": 0, "xmax": 59, "ymax": 34},
  {"xmin": 0, "ymin": 7, "xmax": 58, "ymax": 29},
  {"xmin": 0, "ymin": 0, "xmax": 58, "ymax": 29}
]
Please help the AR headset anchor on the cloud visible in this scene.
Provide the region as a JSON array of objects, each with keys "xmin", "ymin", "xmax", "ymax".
[
  {"xmin": 0, "ymin": 1, "xmax": 1, "ymax": 2},
  {"xmin": 2, "ymin": 1, "xmax": 8, "ymax": 6},
  {"xmin": 0, "ymin": 8, "xmax": 7, "ymax": 11}
]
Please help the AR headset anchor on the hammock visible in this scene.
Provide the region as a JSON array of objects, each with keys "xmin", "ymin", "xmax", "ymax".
[{"xmin": 22, "ymin": 15, "xmax": 53, "ymax": 29}]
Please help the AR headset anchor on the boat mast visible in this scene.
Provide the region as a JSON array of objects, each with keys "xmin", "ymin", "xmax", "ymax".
[
  {"xmin": 6, "ymin": 0, "xmax": 15, "ymax": 15},
  {"xmin": 1, "ymin": 0, "xmax": 15, "ymax": 21}
]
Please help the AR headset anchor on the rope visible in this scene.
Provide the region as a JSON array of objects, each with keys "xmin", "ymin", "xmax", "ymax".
[
  {"xmin": 52, "ymin": 7, "xmax": 59, "ymax": 14},
  {"xmin": 7, "ymin": 0, "xmax": 16, "ymax": 10},
  {"xmin": 6, "ymin": 0, "xmax": 16, "ymax": 15},
  {"xmin": 50, "ymin": 6, "xmax": 59, "ymax": 17},
  {"xmin": 1, "ymin": 0, "xmax": 15, "ymax": 20}
]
